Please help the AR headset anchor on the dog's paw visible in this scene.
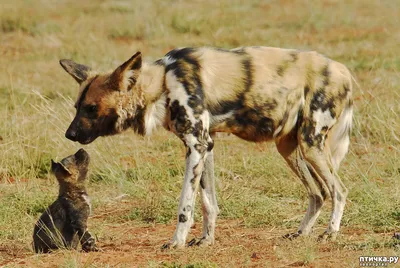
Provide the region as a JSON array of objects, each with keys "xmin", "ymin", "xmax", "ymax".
[
  {"xmin": 317, "ymin": 231, "xmax": 338, "ymax": 243},
  {"xmin": 161, "ymin": 240, "xmax": 185, "ymax": 251},
  {"xmin": 187, "ymin": 237, "xmax": 213, "ymax": 247},
  {"xmin": 282, "ymin": 231, "xmax": 302, "ymax": 240}
]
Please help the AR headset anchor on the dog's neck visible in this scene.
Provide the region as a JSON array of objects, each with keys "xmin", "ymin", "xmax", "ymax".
[
  {"xmin": 119, "ymin": 61, "xmax": 167, "ymax": 136},
  {"xmin": 58, "ymin": 181, "xmax": 87, "ymax": 198}
]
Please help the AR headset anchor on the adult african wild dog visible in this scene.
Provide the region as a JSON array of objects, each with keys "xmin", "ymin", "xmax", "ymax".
[
  {"xmin": 60, "ymin": 46, "xmax": 353, "ymax": 248},
  {"xmin": 33, "ymin": 149, "xmax": 97, "ymax": 253}
]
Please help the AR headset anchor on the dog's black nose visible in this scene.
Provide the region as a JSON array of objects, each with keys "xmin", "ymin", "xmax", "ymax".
[{"xmin": 65, "ymin": 129, "xmax": 77, "ymax": 141}]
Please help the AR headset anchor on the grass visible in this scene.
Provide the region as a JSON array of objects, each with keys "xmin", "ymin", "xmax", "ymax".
[{"xmin": 0, "ymin": 0, "xmax": 400, "ymax": 266}]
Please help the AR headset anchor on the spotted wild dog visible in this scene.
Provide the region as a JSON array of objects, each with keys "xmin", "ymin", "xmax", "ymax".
[
  {"xmin": 60, "ymin": 46, "xmax": 353, "ymax": 249},
  {"xmin": 33, "ymin": 149, "xmax": 97, "ymax": 253}
]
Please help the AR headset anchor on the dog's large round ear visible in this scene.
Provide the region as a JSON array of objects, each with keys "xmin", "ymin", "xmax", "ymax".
[
  {"xmin": 109, "ymin": 52, "xmax": 142, "ymax": 91},
  {"xmin": 51, "ymin": 159, "xmax": 72, "ymax": 176},
  {"xmin": 59, "ymin": 59, "xmax": 91, "ymax": 84}
]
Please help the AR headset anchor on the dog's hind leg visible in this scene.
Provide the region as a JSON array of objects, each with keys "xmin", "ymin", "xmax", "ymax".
[
  {"xmin": 276, "ymin": 130, "xmax": 328, "ymax": 238},
  {"xmin": 299, "ymin": 113, "xmax": 351, "ymax": 241}
]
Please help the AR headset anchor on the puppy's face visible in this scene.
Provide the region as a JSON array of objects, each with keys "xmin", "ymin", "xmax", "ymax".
[{"xmin": 51, "ymin": 149, "xmax": 90, "ymax": 184}]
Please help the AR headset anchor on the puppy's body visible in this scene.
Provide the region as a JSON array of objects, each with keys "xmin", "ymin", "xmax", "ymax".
[
  {"xmin": 60, "ymin": 46, "xmax": 353, "ymax": 248},
  {"xmin": 33, "ymin": 149, "xmax": 96, "ymax": 253}
]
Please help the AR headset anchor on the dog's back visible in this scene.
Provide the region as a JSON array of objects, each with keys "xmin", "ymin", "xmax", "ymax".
[{"xmin": 162, "ymin": 46, "xmax": 352, "ymax": 143}]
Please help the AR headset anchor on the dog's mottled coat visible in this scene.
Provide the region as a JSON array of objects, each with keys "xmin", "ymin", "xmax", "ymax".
[{"xmin": 60, "ymin": 46, "xmax": 353, "ymax": 248}]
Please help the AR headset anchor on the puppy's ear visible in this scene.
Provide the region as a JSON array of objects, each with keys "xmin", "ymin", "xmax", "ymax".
[
  {"xmin": 51, "ymin": 159, "xmax": 58, "ymax": 173},
  {"xmin": 59, "ymin": 59, "xmax": 92, "ymax": 84},
  {"xmin": 74, "ymin": 148, "xmax": 90, "ymax": 165},
  {"xmin": 51, "ymin": 160, "xmax": 72, "ymax": 176},
  {"xmin": 108, "ymin": 52, "xmax": 142, "ymax": 91}
]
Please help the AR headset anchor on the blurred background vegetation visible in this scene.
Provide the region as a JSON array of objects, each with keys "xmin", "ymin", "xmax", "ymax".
[{"xmin": 0, "ymin": 0, "xmax": 399, "ymax": 266}]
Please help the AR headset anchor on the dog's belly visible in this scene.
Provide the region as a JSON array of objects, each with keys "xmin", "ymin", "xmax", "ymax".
[
  {"xmin": 209, "ymin": 95, "xmax": 302, "ymax": 142},
  {"xmin": 210, "ymin": 111, "xmax": 285, "ymax": 142}
]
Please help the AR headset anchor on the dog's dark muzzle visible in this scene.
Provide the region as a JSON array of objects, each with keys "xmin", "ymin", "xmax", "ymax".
[
  {"xmin": 65, "ymin": 118, "xmax": 85, "ymax": 143},
  {"xmin": 65, "ymin": 120, "xmax": 98, "ymax": 145},
  {"xmin": 65, "ymin": 127, "xmax": 78, "ymax": 141}
]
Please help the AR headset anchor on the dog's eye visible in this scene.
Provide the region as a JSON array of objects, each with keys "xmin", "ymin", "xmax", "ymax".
[
  {"xmin": 85, "ymin": 105, "xmax": 98, "ymax": 118},
  {"xmin": 86, "ymin": 105, "xmax": 97, "ymax": 113}
]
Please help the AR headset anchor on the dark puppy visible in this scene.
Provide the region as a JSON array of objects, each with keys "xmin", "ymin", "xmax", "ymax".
[{"xmin": 33, "ymin": 149, "xmax": 97, "ymax": 253}]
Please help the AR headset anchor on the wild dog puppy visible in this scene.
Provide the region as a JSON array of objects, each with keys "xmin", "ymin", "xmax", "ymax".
[
  {"xmin": 60, "ymin": 46, "xmax": 353, "ymax": 248},
  {"xmin": 33, "ymin": 149, "xmax": 97, "ymax": 253}
]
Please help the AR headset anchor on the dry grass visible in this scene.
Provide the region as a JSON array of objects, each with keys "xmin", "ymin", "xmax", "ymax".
[{"xmin": 0, "ymin": 0, "xmax": 400, "ymax": 266}]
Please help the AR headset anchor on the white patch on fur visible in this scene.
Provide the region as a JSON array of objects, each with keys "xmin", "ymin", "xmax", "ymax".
[
  {"xmin": 200, "ymin": 111, "xmax": 210, "ymax": 131},
  {"xmin": 82, "ymin": 194, "xmax": 92, "ymax": 215},
  {"xmin": 300, "ymin": 96, "xmax": 305, "ymax": 107},
  {"xmin": 273, "ymin": 125, "xmax": 283, "ymax": 138},
  {"xmin": 331, "ymin": 193, "xmax": 347, "ymax": 231},
  {"xmin": 313, "ymin": 108, "xmax": 336, "ymax": 135},
  {"xmin": 144, "ymin": 93, "xmax": 167, "ymax": 135},
  {"xmin": 163, "ymin": 56, "xmax": 176, "ymax": 66},
  {"xmin": 172, "ymin": 133, "xmax": 204, "ymax": 246},
  {"xmin": 166, "ymin": 71, "xmax": 197, "ymax": 124},
  {"xmin": 183, "ymin": 134, "xmax": 200, "ymax": 148}
]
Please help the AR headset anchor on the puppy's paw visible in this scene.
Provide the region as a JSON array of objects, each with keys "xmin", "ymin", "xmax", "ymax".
[{"xmin": 81, "ymin": 237, "xmax": 97, "ymax": 252}]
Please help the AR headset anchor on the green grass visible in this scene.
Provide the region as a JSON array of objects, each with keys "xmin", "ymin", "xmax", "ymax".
[{"xmin": 0, "ymin": 0, "xmax": 400, "ymax": 266}]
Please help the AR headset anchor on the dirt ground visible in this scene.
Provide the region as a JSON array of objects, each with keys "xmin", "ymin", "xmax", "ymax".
[{"xmin": 1, "ymin": 201, "xmax": 397, "ymax": 268}]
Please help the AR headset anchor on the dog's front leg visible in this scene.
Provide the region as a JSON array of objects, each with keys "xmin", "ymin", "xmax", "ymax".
[
  {"xmin": 61, "ymin": 198, "xmax": 97, "ymax": 252},
  {"xmin": 162, "ymin": 134, "xmax": 207, "ymax": 249},
  {"xmin": 188, "ymin": 147, "xmax": 219, "ymax": 247}
]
